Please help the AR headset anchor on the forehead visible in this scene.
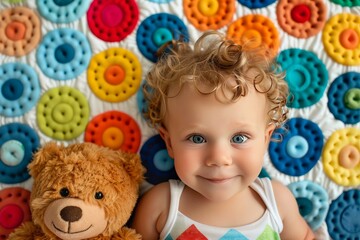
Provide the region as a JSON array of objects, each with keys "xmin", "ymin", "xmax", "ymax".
[{"xmin": 165, "ymin": 82, "xmax": 268, "ymax": 126}]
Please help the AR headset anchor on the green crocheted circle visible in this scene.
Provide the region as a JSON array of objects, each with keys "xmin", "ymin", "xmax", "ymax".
[
  {"xmin": 36, "ymin": 86, "xmax": 90, "ymax": 140},
  {"xmin": 330, "ymin": 0, "xmax": 360, "ymax": 7}
]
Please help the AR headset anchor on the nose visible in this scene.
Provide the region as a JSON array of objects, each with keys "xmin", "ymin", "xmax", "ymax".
[
  {"xmin": 60, "ymin": 206, "xmax": 82, "ymax": 222},
  {"xmin": 205, "ymin": 142, "xmax": 232, "ymax": 167}
]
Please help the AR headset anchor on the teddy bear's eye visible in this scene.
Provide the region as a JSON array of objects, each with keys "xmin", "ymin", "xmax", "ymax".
[
  {"xmin": 60, "ymin": 188, "xmax": 70, "ymax": 197},
  {"xmin": 95, "ymin": 191, "xmax": 104, "ymax": 200}
]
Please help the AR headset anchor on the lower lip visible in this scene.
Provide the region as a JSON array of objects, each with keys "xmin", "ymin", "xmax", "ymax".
[{"xmin": 204, "ymin": 177, "xmax": 233, "ymax": 184}]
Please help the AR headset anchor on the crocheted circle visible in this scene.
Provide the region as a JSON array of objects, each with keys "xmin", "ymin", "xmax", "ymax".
[
  {"xmin": 84, "ymin": 111, "xmax": 141, "ymax": 153},
  {"xmin": 258, "ymin": 168, "xmax": 271, "ymax": 179},
  {"xmin": 269, "ymin": 118, "xmax": 324, "ymax": 176},
  {"xmin": 322, "ymin": 128, "xmax": 360, "ymax": 187},
  {"xmin": 277, "ymin": 48, "xmax": 328, "ymax": 108},
  {"xmin": 0, "ymin": 123, "xmax": 39, "ymax": 184},
  {"xmin": 0, "ymin": 62, "xmax": 41, "ymax": 117},
  {"xmin": 0, "ymin": 140, "xmax": 24, "ymax": 167},
  {"xmin": 36, "ymin": 86, "xmax": 90, "ymax": 140},
  {"xmin": 0, "ymin": 187, "xmax": 31, "ymax": 239},
  {"xmin": 227, "ymin": 14, "xmax": 280, "ymax": 56},
  {"xmin": 288, "ymin": 180, "xmax": 329, "ymax": 230},
  {"xmin": 326, "ymin": 189, "xmax": 360, "ymax": 240},
  {"xmin": 183, "ymin": 0, "xmax": 235, "ymax": 31},
  {"xmin": 0, "ymin": 7, "xmax": 41, "ymax": 56},
  {"xmin": 136, "ymin": 81, "xmax": 148, "ymax": 119},
  {"xmin": 87, "ymin": 47, "xmax": 141, "ymax": 102},
  {"xmin": 276, "ymin": 0, "xmax": 327, "ymax": 38},
  {"xmin": 327, "ymin": 72, "xmax": 360, "ymax": 124},
  {"xmin": 322, "ymin": 13, "xmax": 360, "ymax": 66},
  {"xmin": 237, "ymin": 0, "xmax": 276, "ymax": 8},
  {"xmin": 140, "ymin": 134, "xmax": 178, "ymax": 185},
  {"xmin": 36, "ymin": 0, "xmax": 91, "ymax": 23},
  {"xmin": 330, "ymin": 0, "xmax": 360, "ymax": 7},
  {"xmin": 136, "ymin": 13, "xmax": 189, "ymax": 63},
  {"xmin": 36, "ymin": 28, "xmax": 91, "ymax": 80},
  {"xmin": 87, "ymin": 0, "xmax": 139, "ymax": 42}
]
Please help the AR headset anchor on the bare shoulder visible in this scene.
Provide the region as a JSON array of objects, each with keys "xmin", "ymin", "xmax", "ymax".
[
  {"xmin": 132, "ymin": 182, "xmax": 171, "ymax": 240},
  {"xmin": 271, "ymin": 180, "xmax": 315, "ymax": 240},
  {"xmin": 271, "ymin": 180, "xmax": 295, "ymax": 213}
]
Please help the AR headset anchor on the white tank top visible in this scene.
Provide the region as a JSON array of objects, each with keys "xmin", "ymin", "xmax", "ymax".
[{"xmin": 160, "ymin": 178, "xmax": 283, "ymax": 240}]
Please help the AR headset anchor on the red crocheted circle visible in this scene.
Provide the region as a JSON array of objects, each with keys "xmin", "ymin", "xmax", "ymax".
[
  {"xmin": 87, "ymin": 0, "xmax": 139, "ymax": 42},
  {"xmin": 291, "ymin": 4, "xmax": 311, "ymax": 23},
  {"xmin": 0, "ymin": 187, "xmax": 31, "ymax": 238}
]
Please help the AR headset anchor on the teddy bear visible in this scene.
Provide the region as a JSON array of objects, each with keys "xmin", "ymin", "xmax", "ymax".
[{"xmin": 9, "ymin": 142, "xmax": 145, "ymax": 240}]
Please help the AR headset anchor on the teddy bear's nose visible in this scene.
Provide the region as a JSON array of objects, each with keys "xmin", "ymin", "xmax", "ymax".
[{"xmin": 60, "ymin": 206, "xmax": 82, "ymax": 222}]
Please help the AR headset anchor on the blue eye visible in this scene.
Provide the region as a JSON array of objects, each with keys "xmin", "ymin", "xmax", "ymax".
[
  {"xmin": 231, "ymin": 134, "xmax": 248, "ymax": 144},
  {"xmin": 189, "ymin": 135, "xmax": 206, "ymax": 144}
]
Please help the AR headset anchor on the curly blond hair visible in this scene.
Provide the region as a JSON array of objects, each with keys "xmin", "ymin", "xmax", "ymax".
[{"xmin": 142, "ymin": 31, "xmax": 288, "ymax": 130}]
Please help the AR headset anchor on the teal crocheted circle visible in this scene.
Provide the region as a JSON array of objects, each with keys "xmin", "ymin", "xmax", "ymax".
[
  {"xmin": 277, "ymin": 48, "xmax": 328, "ymax": 108},
  {"xmin": 330, "ymin": 0, "xmax": 360, "ymax": 7}
]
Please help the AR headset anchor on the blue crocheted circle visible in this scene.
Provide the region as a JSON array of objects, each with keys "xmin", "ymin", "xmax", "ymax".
[
  {"xmin": 286, "ymin": 135, "xmax": 309, "ymax": 159},
  {"xmin": 258, "ymin": 168, "xmax": 271, "ymax": 179},
  {"xmin": 0, "ymin": 140, "xmax": 25, "ymax": 167},
  {"xmin": 36, "ymin": 28, "xmax": 91, "ymax": 80},
  {"xmin": 140, "ymin": 134, "xmax": 178, "ymax": 185},
  {"xmin": 269, "ymin": 118, "xmax": 324, "ymax": 176},
  {"xmin": 0, "ymin": 62, "xmax": 40, "ymax": 117},
  {"xmin": 36, "ymin": 0, "xmax": 91, "ymax": 23},
  {"xmin": 54, "ymin": 43, "xmax": 75, "ymax": 64},
  {"xmin": 277, "ymin": 48, "xmax": 328, "ymax": 108},
  {"xmin": 288, "ymin": 180, "xmax": 329, "ymax": 230},
  {"xmin": 327, "ymin": 72, "xmax": 360, "ymax": 124},
  {"xmin": 237, "ymin": 0, "xmax": 276, "ymax": 8},
  {"xmin": 326, "ymin": 189, "xmax": 360, "ymax": 240},
  {"xmin": 136, "ymin": 82, "xmax": 146, "ymax": 119},
  {"xmin": 136, "ymin": 13, "xmax": 189, "ymax": 63},
  {"xmin": 0, "ymin": 123, "xmax": 40, "ymax": 184},
  {"xmin": 2, "ymin": 79, "xmax": 23, "ymax": 101}
]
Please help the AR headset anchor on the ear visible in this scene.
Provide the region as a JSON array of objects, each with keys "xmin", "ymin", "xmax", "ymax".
[
  {"xmin": 158, "ymin": 126, "xmax": 174, "ymax": 158},
  {"xmin": 265, "ymin": 123, "xmax": 276, "ymax": 145},
  {"xmin": 117, "ymin": 151, "xmax": 145, "ymax": 185},
  {"xmin": 28, "ymin": 142, "xmax": 63, "ymax": 178}
]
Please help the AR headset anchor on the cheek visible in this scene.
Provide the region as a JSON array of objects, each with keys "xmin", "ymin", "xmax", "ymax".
[{"xmin": 173, "ymin": 148, "xmax": 202, "ymax": 173}]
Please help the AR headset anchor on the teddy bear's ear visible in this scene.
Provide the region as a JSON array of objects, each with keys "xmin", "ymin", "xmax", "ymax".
[
  {"xmin": 28, "ymin": 142, "xmax": 63, "ymax": 178},
  {"xmin": 117, "ymin": 151, "xmax": 145, "ymax": 185}
]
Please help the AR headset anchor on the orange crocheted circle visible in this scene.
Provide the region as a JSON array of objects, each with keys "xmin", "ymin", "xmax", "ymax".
[
  {"xmin": 277, "ymin": 0, "xmax": 327, "ymax": 39},
  {"xmin": 339, "ymin": 29, "xmax": 359, "ymax": 50},
  {"xmin": 183, "ymin": 0, "xmax": 235, "ymax": 31},
  {"xmin": 322, "ymin": 13, "xmax": 360, "ymax": 66},
  {"xmin": 84, "ymin": 111, "xmax": 141, "ymax": 153},
  {"xmin": 0, "ymin": 7, "xmax": 41, "ymax": 56},
  {"xmin": 227, "ymin": 14, "xmax": 280, "ymax": 56}
]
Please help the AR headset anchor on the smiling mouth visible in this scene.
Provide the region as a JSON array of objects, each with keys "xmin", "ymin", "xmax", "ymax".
[
  {"xmin": 52, "ymin": 222, "xmax": 92, "ymax": 234},
  {"xmin": 203, "ymin": 177, "xmax": 234, "ymax": 183}
]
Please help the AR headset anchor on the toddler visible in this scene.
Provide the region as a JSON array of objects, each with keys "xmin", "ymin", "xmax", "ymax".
[{"xmin": 132, "ymin": 31, "xmax": 315, "ymax": 240}]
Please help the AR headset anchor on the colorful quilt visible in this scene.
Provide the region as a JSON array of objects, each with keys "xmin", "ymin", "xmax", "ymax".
[{"xmin": 0, "ymin": 0, "xmax": 359, "ymax": 239}]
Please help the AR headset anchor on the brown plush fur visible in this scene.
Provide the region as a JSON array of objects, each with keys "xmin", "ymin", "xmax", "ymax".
[{"xmin": 9, "ymin": 142, "xmax": 145, "ymax": 240}]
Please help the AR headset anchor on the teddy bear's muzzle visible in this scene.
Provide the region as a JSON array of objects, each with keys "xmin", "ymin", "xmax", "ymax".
[{"xmin": 43, "ymin": 198, "xmax": 108, "ymax": 240}]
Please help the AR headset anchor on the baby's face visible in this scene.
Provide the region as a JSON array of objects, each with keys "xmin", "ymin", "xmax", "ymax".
[{"xmin": 159, "ymin": 80, "xmax": 275, "ymax": 202}]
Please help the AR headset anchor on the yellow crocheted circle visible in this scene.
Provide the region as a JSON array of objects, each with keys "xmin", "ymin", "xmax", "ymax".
[
  {"xmin": 198, "ymin": 0, "xmax": 219, "ymax": 16},
  {"xmin": 87, "ymin": 47, "xmax": 142, "ymax": 102},
  {"xmin": 322, "ymin": 128, "xmax": 360, "ymax": 186},
  {"xmin": 322, "ymin": 13, "xmax": 360, "ymax": 66}
]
